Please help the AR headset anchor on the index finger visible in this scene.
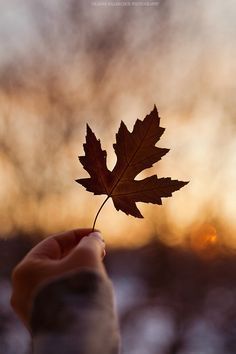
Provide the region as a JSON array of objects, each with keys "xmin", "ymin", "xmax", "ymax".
[{"xmin": 26, "ymin": 228, "xmax": 97, "ymax": 261}]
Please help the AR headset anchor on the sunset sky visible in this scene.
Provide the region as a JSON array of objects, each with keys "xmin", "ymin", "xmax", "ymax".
[{"xmin": 0, "ymin": 0, "xmax": 236, "ymax": 249}]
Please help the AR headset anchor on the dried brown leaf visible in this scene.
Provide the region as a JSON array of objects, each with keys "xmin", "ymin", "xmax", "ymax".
[{"xmin": 76, "ymin": 106, "xmax": 188, "ymax": 224}]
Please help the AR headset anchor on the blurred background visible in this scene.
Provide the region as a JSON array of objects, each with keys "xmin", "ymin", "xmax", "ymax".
[{"xmin": 0, "ymin": 0, "xmax": 236, "ymax": 353}]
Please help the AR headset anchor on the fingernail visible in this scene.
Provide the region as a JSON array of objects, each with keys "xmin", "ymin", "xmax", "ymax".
[
  {"xmin": 88, "ymin": 232, "xmax": 105, "ymax": 244},
  {"xmin": 88, "ymin": 232, "xmax": 105, "ymax": 248},
  {"xmin": 88, "ymin": 232, "xmax": 106, "ymax": 258}
]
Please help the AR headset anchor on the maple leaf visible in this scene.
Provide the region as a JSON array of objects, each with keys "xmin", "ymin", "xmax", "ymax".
[{"xmin": 76, "ymin": 106, "xmax": 188, "ymax": 229}]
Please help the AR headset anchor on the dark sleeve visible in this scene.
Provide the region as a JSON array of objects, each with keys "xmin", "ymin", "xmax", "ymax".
[{"xmin": 30, "ymin": 269, "xmax": 120, "ymax": 354}]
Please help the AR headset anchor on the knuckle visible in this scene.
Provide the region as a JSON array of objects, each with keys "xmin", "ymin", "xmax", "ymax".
[
  {"xmin": 11, "ymin": 265, "xmax": 23, "ymax": 284},
  {"xmin": 12, "ymin": 262, "xmax": 35, "ymax": 284}
]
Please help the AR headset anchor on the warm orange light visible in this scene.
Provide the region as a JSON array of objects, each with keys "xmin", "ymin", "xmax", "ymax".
[{"xmin": 189, "ymin": 224, "xmax": 220, "ymax": 257}]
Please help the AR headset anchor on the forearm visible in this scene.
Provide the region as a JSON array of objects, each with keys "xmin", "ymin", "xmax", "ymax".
[{"xmin": 30, "ymin": 270, "xmax": 120, "ymax": 354}]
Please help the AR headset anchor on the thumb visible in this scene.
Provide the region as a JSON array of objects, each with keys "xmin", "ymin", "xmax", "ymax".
[{"xmin": 58, "ymin": 232, "xmax": 106, "ymax": 274}]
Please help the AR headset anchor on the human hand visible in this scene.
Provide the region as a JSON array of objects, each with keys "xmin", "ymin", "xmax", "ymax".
[{"xmin": 10, "ymin": 229, "xmax": 106, "ymax": 330}]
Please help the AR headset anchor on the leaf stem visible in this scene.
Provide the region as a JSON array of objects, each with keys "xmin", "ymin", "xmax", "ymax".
[{"xmin": 92, "ymin": 196, "xmax": 110, "ymax": 231}]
